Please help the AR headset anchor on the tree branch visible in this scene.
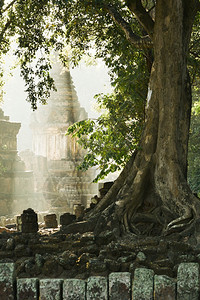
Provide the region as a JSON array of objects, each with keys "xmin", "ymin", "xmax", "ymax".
[
  {"xmin": 105, "ymin": 5, "xmax": 153, "ymax": 49},
  {"xmin": 0, "ymin": 19, "xmax": 11, "ymax": 42},
  {"xmin": 125, "ymin": 0, "xmax": 154, "ymax": 38},
  {"xmin": 197, "ymin": 0, "xmax": 200, "ymax": 11},
  {"xmin": 2, "ymin": 0, "xmax": 17, "ymax": 13}
]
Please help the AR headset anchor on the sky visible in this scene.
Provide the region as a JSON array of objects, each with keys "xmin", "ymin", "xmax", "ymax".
[{"xmin": 1, "ymin": 59, "xmax": 111, "ymax": 152}]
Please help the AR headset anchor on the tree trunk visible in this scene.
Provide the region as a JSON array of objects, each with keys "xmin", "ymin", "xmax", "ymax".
[{"xmin": 90, "ymin": 0, "xmax": 200, "ymax": 237}]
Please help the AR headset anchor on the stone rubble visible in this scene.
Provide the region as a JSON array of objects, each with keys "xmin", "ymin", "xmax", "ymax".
[
  {"xmin": 0, "ymin": 203, "xmax": 200, "ymax": 298},
  {"xmin": 0, "ymin": 224, "xmax": 198, "ymax": 283}
]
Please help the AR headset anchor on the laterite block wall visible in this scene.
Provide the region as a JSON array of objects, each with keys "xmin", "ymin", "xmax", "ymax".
[{"xmin": 0, "ymin": 262, "xmax": 199, "ymax": 299}]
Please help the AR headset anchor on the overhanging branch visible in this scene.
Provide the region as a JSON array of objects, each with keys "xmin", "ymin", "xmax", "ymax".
[
  {"xmin": 125, "ymin": 0, "xmax": 154, "ymax": 38},
  {"xmin": 2, "ymin": 0, "xmax": 17, "ymax": 13},
  {"xmin": 193, "ymin": 0, "xmax": 200, "ymax": 11},
  {"xmin": 106, "ymin": 5, "xmax": 153, "ymax": 49},
  {"xmin": 0, "ymin": 19, "xmax": 11, "ymax": 42}
]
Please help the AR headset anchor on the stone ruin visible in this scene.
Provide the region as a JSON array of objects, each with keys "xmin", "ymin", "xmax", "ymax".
[
  {"xmin": 0, "ymin": 109, "xmax": 34, "ymax": 217},
  {"xmin": 1, "ymin": 179, "xmax": 114, "ymax": 234},
  {"xmin": 0, "ymin": 62, "xmax": 199, "ymax": 298},
  {"xmin": 21, "ymin": 59, "xmax": 98, "ymax": 216},
  {"xmin": 0, "ymin": 206, "xmax": 200, "ymax": 299},
  {"xmin": 0, "ymin": 57, "xmax": 98, "ymax": 221}
]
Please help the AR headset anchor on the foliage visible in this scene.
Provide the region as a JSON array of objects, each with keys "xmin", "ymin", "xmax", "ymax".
[
  {"xmin": 68, "ymin": 91, "xmax": 144, "ymax": 181},
  {"xmin": 187, "ymin": 14, "xmax": 200, "ymax": 194},
  {"xmin": 0, "ymin": 0, "xmax": 153, "ymax": 105},
  {"xmin": 188, "ymin": 86, "xmax": 200, "ymax": 195},
  {"xmin": 64, "ymin": 1, "xmax": 149, "ymax": 181},
  {"xmin": 67, "ymin": 43, "xmax": 148, "ymax": 180},
  {"xmin": 66, "ymin": 4, "xmax": 200, "ymax": 182},
  {"xmin": 0, "ymin": 0, "xmax": 67, "ymax": 109},
  {"xmin": 188, "ymin": 11, "xmax": 200, "ymax": 84}
]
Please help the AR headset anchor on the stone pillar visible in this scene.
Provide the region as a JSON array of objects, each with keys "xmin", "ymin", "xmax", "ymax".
[
  {"xmin": 17, "ymin": 278, "xmax": 38, "ymax": 300},
  {"xmin": 0, "ymin": 263, "xmax": 15, "ymax": 300},
  {"xmin": 60, "ymin": 213, "xmax": 76, "ymax": 230},
  {"xmin": 132, "ymin": 268, "xmax": 154, "ymax": 300},
  {"xmin": 87, "ymin": 276, "xmax": 108, "ymax": 300},
  {"xmin": 39, "ymin": 279, "xmax": 63, "ymax": 300},
  {"xmin": 0, "ymin": 109, "xmax": 21, "ymax": 216},
  {"xmin": 177, "ymin": 263, "xmax": 199, "ymax": 300},
  {"xmin": 44, "ymin": 214, "xmax": 58, "ymax": 228},
  {"xmin": 21, "ymin": 208, "xmax": 38, "ymax": 233},
  {"xmin": 154, "ymin": 275, "xmax": 176, "ymax": 300},
  {"xmin": 0, "ymin": 109, "xmax": 35, "ymax": 216},
  {"xmin": 109, "ymin": 272, "xmax": 131, "ymax": 300},
  {"xmin": 63, "ymin": 279, "xmax": 86, "ymax": 300},
  {"xmin": 74, "ymin": 204, "xmax": 85, "ymax": 219}
]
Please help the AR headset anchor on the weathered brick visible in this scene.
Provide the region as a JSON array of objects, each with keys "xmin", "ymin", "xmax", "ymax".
[
  {"xmin": 17, "ymin": 278, "xmax": 38, "ymax": 300},
  {"xmin": 109, "ymin": 272, "xmax": 131, "ymax": 300},
  {"xmin": 0, "ymin": 263, "xmax": 15, "ymax": 300},
  {"xmin": 63, "ymin": 278, "xmax": 86, "ymax": 300},
  {"xmin": 39, "ymin": 279, "xmax": 63, "ymax": 300},
  {"xmin": 154, "ymin": 275, "xmax": 176, "ymax": 300},
  {"xmin": 87, "ymin": 276, "xmax": 108, "ymax": 300},
  {"xmin": 177, "ymin": 263, "xmax": 199, "ymax": 300},
  {"xmin": 132, "ymin": 268, "xmax": 154, "ymax": 300}
]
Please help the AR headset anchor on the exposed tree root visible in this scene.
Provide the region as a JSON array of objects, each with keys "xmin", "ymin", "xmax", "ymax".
[
  {"xmin": 117, "ymin": 174, "xmax": 199, "ymax": 237},
  {"xmin": 164, "ymin": 207, "xmax": 193, "ymax": 233},
  {"xmin": 120, "ymin": 207, "xmax": 193, "ymax": 237},
  {"xmin": 86, "ymin": 164, "xmax": 200, "ymax": 239},
  {"xmin": 122, "ymin": 211, "xmax": 131, "ymax": 233}
]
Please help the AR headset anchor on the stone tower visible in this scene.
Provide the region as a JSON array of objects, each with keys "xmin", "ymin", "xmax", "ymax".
[
  {"xmin": 30, "ymin": 59, "xmax": 97, "ymax": 214},
  {"xmin": 0, "ymin": 109, "xmax": 34, "ymax": 216}
]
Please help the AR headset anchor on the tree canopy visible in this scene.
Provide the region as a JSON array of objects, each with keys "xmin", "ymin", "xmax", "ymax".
[
  {"xmin": 1, "ymin": 0, "xmax": 200, "ymax": 182},
  {"xmin": 0, "ymin": 0, "xmax": 152, "ymax": 107}
]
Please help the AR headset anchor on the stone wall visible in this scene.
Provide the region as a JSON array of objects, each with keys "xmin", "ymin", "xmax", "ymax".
[{"xmin": 0, "ymin": 262, "xmax": 199, "ymax": 299}]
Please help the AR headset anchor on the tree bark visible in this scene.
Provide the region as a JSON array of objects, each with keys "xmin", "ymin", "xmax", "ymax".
[{"xmin": 91, "ymin": 0, "xmax": 200, "ymax": 237}]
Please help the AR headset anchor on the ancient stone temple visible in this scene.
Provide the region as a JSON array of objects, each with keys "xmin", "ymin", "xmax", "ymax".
[
  {"xmin": 29, "ymin": 59, "xmax": 97, "ymax": 214},
  {"xmin": 0, "ymin": 109, "xmax": 34, "ymax": 216}
]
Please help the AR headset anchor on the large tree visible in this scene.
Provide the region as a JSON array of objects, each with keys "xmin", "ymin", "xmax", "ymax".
[
  {"xmin": 1, "ymin": 0, "xmax": 200, "ymax": 238},
  {"xmin": 97, "ymin": 0, "xmax": 200, "ymax": 236}
]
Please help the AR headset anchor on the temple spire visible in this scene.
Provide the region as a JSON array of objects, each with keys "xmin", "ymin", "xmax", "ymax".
[{"xmin": 29, "ymin": 57, "xmax": 97, "ymax": 213}]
